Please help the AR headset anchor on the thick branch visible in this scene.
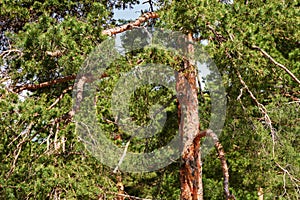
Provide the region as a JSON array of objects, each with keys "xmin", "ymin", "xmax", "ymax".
[
  {"xmin": 13, "ymin": 72, "xmax": 108, "ymax": 94},
  {"xmin": 13, "ymin": 75, "xmax": 76, "ymax": 93},
  {"xmin": 252, "ymin": 45, "xmax": 300, "ymax": 85},
  {"xmin": 197, "ymin": 129, "xmax": 236, "ymax": 200},
  {"xmin": 102, "ymin": 12, "xmax": 159, "ymax": 36}
]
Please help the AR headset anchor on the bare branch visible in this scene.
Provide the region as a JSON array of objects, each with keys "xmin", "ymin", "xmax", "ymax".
[
  {"xmin": 252, "ymin": 45, "xmax": 300, "ymax": 85},
  {"xmin": 143, "ymin": 0, "xmax": 155, "ymax": 12},
  {"xmin": 102, "ymin": 12, "xmax": 159, "ymax": 36},
  {"xmin": 0, "ymin": 49, "xmax": 23, "ymax": 60},
  {"xmin": 275, "ymin": 162, "xmax": 300, "ymax": 196},
  {"xmin": 6, "ymin": 122, "xmax": 34, "ymax": 179},
  {"xmin": 46, "ymin": 50, "xmax": 64, "ymax": 57},
  {"xmin": 113, "ymin": 140, "xmax": 131, "ymax": 173},
  {"xmin": 48, "ymin": 85, "xmax": 73, "ymax": 109},
  {"xmin": 236, "ymin": 69, "xmax": 276, "ymax": 157},
  {"xmin": 276, "ymin": 162, "xmax": 300, "ymax": 183},
  {"xmin": 206, "ymin": 23, "xmax": 227, "ymax": 44}
]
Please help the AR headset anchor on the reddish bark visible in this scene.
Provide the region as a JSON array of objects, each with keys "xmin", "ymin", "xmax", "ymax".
[
  {"xmin": 13, "ymin": 73, "xmax": 108, "ymax": 93},
  {"xmin": 198, "ymin": 130, "xmax": 236, "ymax": 200},
  {"xmin": 102, "ymin": 12, "xmax": 159, "ymax": 36},
  {"xmin": 13, "ymin": 75, "xmax": 76, "ymax": 93},
  {"xmin": 177, "ymin": 33, "xmax": 203, "ymax": 200}
]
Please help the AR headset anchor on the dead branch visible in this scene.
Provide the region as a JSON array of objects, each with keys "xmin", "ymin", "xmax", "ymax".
[
  {"xmin": 46, "ymin": 50, "xmax": 64, "ymax": 57},
  {"xmin": 102, "ymin": 12, "xmax": 159, "ymax": 36},
  {"xmin": 197, "ymin": 129, "xmax": 236, "ymax": 200},
  {"xmin": 235, "ymin": 69, "xmax": 276, "ymax": 157},
  {"xmin": 206, "ymin": 23, "xmax": 227, "ymax": 44},
  {"xmin": 143, "ymin": 0, "xmax": 155, "ymax": 12},
  {"xmin": 275, "ymin": 162, "xmax": 300, "ymax": 196},
  {"xmin": 113, "ymin": 140, "xmax": 131, "ymax": 173},
  {"xmin": 0, "ymin": 49, "xmax": 23, "ymax": 60},
  {"xmin": 6, "ymin": 122, "xmax": 34, "ymax": 179},
  {"xmin": 252, "ymin": 45, "xmax": 300, "ymax": 85},
  {"xmin": 48, "ymin": 85, "xmax": 73, "ymax": 109}
]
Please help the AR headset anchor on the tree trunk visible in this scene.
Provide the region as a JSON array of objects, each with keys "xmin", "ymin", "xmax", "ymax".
[{"xmin": 177, "ymin": 32, "xmax": 203, "ymax": 200}]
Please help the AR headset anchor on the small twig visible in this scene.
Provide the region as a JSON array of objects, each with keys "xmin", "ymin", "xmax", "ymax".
[
  {"xmin": 237, "ymin": 86, "xmax": 245, "ymax": 100},
  {"xmin": 282, "ymin": 171, "xmax": 287, "ymax": 197},
  {"xmin": 113, "ymin": 140, "xmax": 131, "ymax": 173},
  {"xmin": 252, "ymin": 45, "xmax": 300, "ymax": 85},
  {"xmin": 285, "ymin": 100, "xmax": 300, "ymax": 104},
  {"xmin": 46, "ymin": 50, "xmax": 63, "ymax": 57}
]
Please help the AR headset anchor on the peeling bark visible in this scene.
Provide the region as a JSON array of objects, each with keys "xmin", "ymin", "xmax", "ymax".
[{"xmin": 177, "ymin": 32, "xmax": 202, "ymax": 200}]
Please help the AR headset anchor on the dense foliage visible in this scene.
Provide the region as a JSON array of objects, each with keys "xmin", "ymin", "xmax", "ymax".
[{"xmin": 1, "ymin": 0, "xmax": 299, "ymax": 199}]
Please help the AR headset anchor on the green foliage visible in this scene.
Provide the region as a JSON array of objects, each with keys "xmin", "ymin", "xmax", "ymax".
[{"xmin": 1, "ymin": 0, "xmax": 299, "ymax": 199}]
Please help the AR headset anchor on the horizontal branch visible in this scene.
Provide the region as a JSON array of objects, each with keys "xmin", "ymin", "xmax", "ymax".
[
  {"xmin": 252, "ymin": 45, "xmax": 300, "ymax": 85},
  {"xmin": 102, "ymin": 12, "xmax": 159, "ymax": 36},
  {"xmin": 46, "ymin": 50, "xmax": 63, "ymax": 57},
  {"xmin": 13, "ymin": 75, "xmax": 76, "ymax": 93}
]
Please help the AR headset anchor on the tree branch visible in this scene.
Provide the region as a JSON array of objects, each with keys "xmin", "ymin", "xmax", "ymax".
[
  {"xmin": 197, "ymin": 129, "xmax": 236, "ymax": 200},
  {"xmin": 0, "ymin": 49, "xmax": 23, "ymax": 60},
  {"xmin": 102, "ymin": 12, "xmax": 159, "ymax": 36},
  {"xmin": 48, "ymin": 85, "xmax": 74, "ymax": 109},
  {"xmin": 113, "ymin": 140, "xmax": 131, "ymax": 173},
  {"xmin": 13, "ymin": 75, "xmax": 76, "ymax": 93},
  {"xmin": 6, "ymin": 122, "xmax": 34, "ymax": 179},
  {"xmin": 252, "ymin": 45, "xmax": 300, "ymax": 85},
  {"xmin": 108, "ymin": 192, "xmax": 152, "ymax": 200},
  {"xmin": 46, "ymin": 50, "xmax": 64, "ymax": 57},
  {"xmin": 235, "ymin": 69, "xmax": 276, "ymax": 157}
]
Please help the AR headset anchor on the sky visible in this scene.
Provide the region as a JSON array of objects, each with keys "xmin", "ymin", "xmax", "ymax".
[{"xmin": 113, "ymin": 2, "xmax": 152, "ymax": 21}]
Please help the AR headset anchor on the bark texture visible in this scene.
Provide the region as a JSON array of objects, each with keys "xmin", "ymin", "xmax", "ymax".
[
  {"xmin": 177, "ymin": 33, "xmax": 203, "ymax": 200},
  {"xmin": 102, "ymin": 12, "xmax": 159, "ymax": 36}
]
